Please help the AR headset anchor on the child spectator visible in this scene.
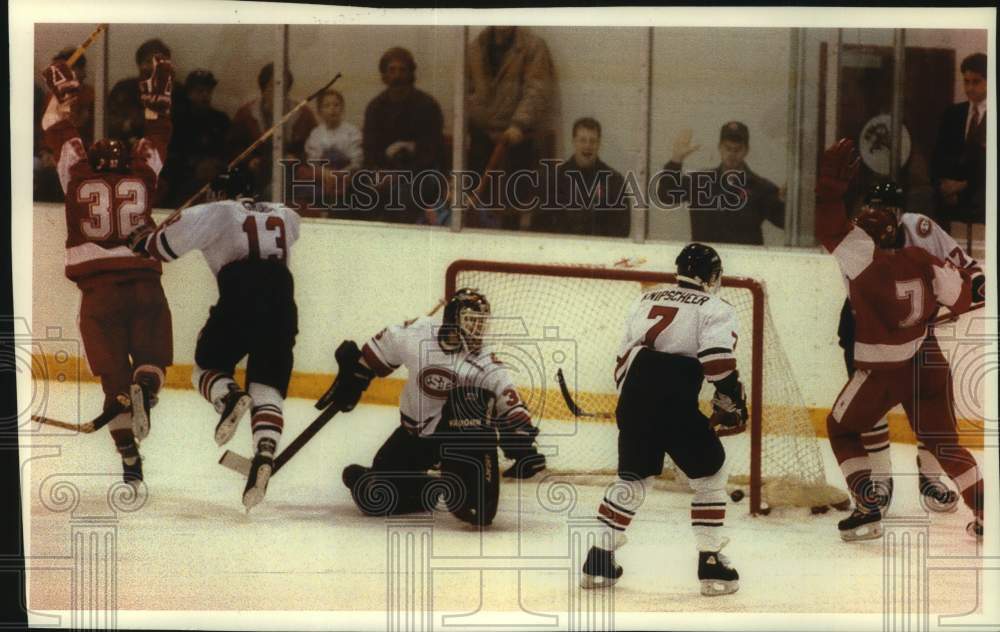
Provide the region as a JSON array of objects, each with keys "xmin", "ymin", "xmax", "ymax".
[{"xmin": 305, "ymin": 89, "xmax": 362, "ymax": 171}]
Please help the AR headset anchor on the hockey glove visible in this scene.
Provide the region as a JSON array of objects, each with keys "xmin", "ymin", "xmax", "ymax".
[
  {"xmin": 971, "ymin": 273, "xmax": 985, "ymax": 307},
  {"xmin": 710, "ymin": 372, "xmax": 748, "ymax": 431},
  {"xmin": 127, "ymin": 223, "xmax": 156, "ymax": 257},
  {"xmin": 316, "ymin": 340, "xmax": 375, "ymax": 413},
  {"xmin": 499, "ymin": 422, "xmax": 546, "ymax": 478},
  {"xmin": 42, "ymin": 61, "xmax": 80, "ymax": 104},
  {"xmin": 140, "ymin": 54, "xmax": 174, "ymax": 115},
  {"xmin": 816, "ymin": 138, "xmax": 860, "ymax": 202}
]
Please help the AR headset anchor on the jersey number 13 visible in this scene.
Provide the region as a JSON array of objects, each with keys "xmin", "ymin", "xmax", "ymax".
[{"xmin": 242, "ymin": 216, "xmax": 288, "ymax": 262}]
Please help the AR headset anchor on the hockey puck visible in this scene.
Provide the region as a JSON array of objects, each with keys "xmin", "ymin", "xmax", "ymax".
[{"xmin": 730, "ymin": 489, "xmax": 745, "ymax": 503}]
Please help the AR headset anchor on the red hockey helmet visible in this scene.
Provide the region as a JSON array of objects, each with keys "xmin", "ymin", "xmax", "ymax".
[
  {"xmin": 853, "ymin": 206, "xmax": 898, "ymax": 249},
  {"xmin": 89, "ymin": 139, "xmax": 130, "ymax": 173}
]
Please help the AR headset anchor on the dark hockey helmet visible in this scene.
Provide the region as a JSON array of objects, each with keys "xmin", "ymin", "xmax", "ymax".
[
  {"xmin": 443, "ymin": 288, "xmax": 491, "ymax": 353},
  {"xmin": 853, "ymin": 205, "xmax": 898, "ymax": 249},
  {"xmin": 210, "ymin": 166, "xmax": 257, "ymax": 200},
  {"xmin": 88, "ymin": 139, "xmax": 130, "ymax": 173},
  {"xmin": 864, "ymin": 181, "xmax": 904, "ymax": 224},
  {"xmin": 676, "ymin": 243, "xmax": 723, "ymax": 294}
]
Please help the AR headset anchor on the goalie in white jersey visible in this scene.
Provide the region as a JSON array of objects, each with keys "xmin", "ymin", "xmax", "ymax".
[
  {"xmin": 317, "ymin": 288, "xmax": 544, "ymax": 527},
  {"xmin": 129, "ymin": 167, "xmax": 301, "ymax": 510},
  {"xmin": 836, "ymin": 182, "xmax": 985, "ymax": 514},
  {"xmin": 581, "ymin": 243, "xmax": 746, "ymax": 596}
]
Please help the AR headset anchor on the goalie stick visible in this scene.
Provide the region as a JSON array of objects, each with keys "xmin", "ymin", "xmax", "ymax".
[
  {"xmin": 219, "ymin": 297, "xmax": 448, "ymax": 477},
  {"xmin": 555, "ymin": 368, "xmax": 746, "ymax": 436}
]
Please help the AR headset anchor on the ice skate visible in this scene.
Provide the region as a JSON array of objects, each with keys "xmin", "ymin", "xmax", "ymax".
[
  {"xmin": 242, "ymin": 439, "xmax": 275, "ymax": 511},
  {"xmin": 122, "ymin": 455, "xmax": 143, "ymax": 487},
  {"xmin": 919, "ymin": 474, "xmax": 959, "ymax": 513},
  {"xmin": 580, "ymin": 545, "xmax": 623, "ymax": 589},
  {"xmin": 130, "ymin": 380, "xmax": 156, "ymax": 441},
  {"xmin": 215, "ymin": 384, "xmax": 252, "ymax": 446},
  {"xmin": 838, "ymin": 507, "xmax": 883, "ymax": 541},
  {"xmin": 698, "ymin": 539, "xmax": 739, "ymax": 596}
]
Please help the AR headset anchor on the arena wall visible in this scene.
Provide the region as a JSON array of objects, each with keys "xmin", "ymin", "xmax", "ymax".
[{"xmin": 31, "ymin": 203, "xmax": 987, "ymax": 447}]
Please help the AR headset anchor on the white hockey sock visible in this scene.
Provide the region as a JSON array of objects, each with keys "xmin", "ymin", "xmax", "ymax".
[
  {"xmin": 595, "ymin": 477, "xmax": 647, "ymax": 551},
  {"xmin": 192, "ymin": 367, "xmax": 236, "ymax": 408},
  {"xmin": 916, "ymin": 441, "xmax": 946, "ymax": 479},
  {"xmin": 861, "ymin": 418, "xmax": 892, "ymax": 486},
  {"xmin": 249, "ymin": 382, "xmax": 284, "ymax": 455},
  {"xmin": 689, "ymin": 466, "xmax": 729, "ymax": 552}
]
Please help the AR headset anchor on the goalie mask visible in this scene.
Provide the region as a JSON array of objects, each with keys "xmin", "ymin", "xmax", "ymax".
[
  {"xmin": 89, "ymin": 139, "xmax": 130, "ymax": 173},
  {"xmin": 676, "ymin": 243, "xmax": 723, "ymax": 294},
  {"xmin": 444, "ymin": 288, "xmax": 491, "ymax": 353}
]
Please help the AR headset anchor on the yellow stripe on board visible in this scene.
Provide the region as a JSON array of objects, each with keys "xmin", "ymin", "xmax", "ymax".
[{"xmin": 30, "ymin": 354, "xmax": 984, "ymax": 449}]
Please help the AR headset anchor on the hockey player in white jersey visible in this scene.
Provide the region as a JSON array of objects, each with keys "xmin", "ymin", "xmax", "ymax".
[
  {"xmin": 319, "ymin": 288, "xmax": 544, "ymax": 527},
  {"xmin": 836, "ymin": 182, "xmax": 986, "ymax": 513},
  {"xmin": 129, "ymin": 167, "xmax": 301, "ymax": 510},
  {"xmin": 581, "ymin": 243, "xmax": 746, "ymax": 596}
]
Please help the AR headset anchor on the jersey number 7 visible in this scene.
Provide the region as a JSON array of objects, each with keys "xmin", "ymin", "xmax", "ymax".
[
  {"xmin": 643, "ymin": 305, "xmax": 679, "ymax": 346},
  {"xmin": 242, "ymin": 216, "xmax": 288, "ymax": 262}
]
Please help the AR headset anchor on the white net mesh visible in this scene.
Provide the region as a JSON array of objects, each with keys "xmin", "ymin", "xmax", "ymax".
[{"xmin": 449, "ymin": 261, "xmax": 847, "ymax": 512}]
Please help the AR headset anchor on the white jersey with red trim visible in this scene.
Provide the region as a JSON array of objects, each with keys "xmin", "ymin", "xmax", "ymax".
[
  {"xmin": 147, "ymin": 199, "xmax": 301, "ymax": 274},
  {"xmin": 361, "ymin": 316, "xmax": 532, "ymax": 438},
  {"xmin": 899, "ymin": 213, "xmax": 981, "ymax": 273},
  {"xmin": 614, "ymin": 284, "xmax": 740, "ymax": 392}
]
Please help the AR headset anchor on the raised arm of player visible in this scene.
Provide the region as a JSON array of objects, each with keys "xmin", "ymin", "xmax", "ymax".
[
  {"xmin": 132, "ymin": 55, "xmax": 174, "ymax": 189},
  {"xmin": 40, "ymin": 61, "xmax": 87, "ymax": 194}
]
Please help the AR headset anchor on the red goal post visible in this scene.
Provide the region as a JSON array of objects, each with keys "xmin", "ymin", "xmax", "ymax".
[{"xmin": 445, "ymin": 259, "xmax": 847, "ymax": 516}]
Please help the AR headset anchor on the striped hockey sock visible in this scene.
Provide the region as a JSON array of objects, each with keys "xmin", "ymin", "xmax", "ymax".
[
  {"xmin": 194, "ymin": 368, "xmax": 236, "ymax": 408},
  {"xmin": 860, "ymin": 419, "xmax": 892, "ymax": 487}
]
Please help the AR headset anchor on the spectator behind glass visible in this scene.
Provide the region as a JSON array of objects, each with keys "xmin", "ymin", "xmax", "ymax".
[
  {"xmin": 466, "ymin": 26, "xmax": 555, "ymax": 230},
  {"xmin": 35, "ymin": 47, "xmax": 96, "ymax": 202},
  {"xmin": 226, "ymin": 62, "xmax": 318, "ymax": 201},
  {"xmin": 534, "ymin": 117, "xmax": 630, "ymax": 238},
  {"xmin": 295, "ymin": 89, "xmax": 363, "ymax": 217},
  {"xmin": 165, "ymin": 70, "xmax": 231, "ymax": 206},
  {"xmin": 657, "ymin": 122, "xmax": 785, "ymax": 246},
  {"xmin": 108, "ymin": 39, "xmax": 185, "ymax": 148},
  {"xmin": 362, "ymin": 47, "xmax": 448, "ymax": 224},
  {"xmin": 930, "ymin": 52, "xmax": 987, "ymax": 234}
]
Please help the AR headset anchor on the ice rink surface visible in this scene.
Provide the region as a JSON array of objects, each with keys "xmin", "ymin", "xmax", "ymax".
[{"xmin": 23, "ymin": 381, "xmax": 983, "ymax": 623}]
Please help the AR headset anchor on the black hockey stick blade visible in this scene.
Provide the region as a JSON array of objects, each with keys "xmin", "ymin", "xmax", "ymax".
[
  {"xmin": 219, "ymin": 402, "xmax": 340, "ymax": 478},
  {"xmin": 555, "ymin": 368, "xmax": 614, "ymax": 420}
]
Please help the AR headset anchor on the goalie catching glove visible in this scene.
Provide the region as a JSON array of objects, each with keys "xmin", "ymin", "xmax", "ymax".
[
  {"xmin": 140, "ymin": 54, "xmax": 174, "ymax": 115},
  {"xmin": 316, "ymin": 341, "xmax": 376, "ymax": 413},
  {"xmin": 709, "ymin": 371, "xmax": 748, "ymax": 432}
]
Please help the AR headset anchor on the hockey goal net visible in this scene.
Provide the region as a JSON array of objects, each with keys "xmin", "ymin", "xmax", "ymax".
[{"xmin": 445, "ymin": 259, "xmax": 848, "ymax": 515}]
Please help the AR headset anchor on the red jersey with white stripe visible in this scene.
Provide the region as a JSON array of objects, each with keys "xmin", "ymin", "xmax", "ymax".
[
  {"xmin": 362, "ymin": 316, "xmax": 532, "ymax": 438},
  {"xmin": 816, "ymin": 198, "xmax": 972, "ymax": 370},
  {"xmin": 145, "ymin": 199, "xmax": 301, "ymax": 274},
  {"xmin": 614, "ymin": 284, "xmax": 740, "ymax": 392},
  {"xmin": 43, "ymin": 100, "xmax": 170, "ymax": 288}
]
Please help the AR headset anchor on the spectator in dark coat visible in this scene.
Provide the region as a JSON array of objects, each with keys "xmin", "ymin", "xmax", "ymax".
[
  {"xmin": 657, "ymin": 122, "xmax": 785, "ymax": 246},
  {"xmin": 930, "ymin": 52, "xmax": 987, "ymax": 231},
  {"xmin": 165, "ymin": 70, "xmax": 231, "ymax": 206},
  {"xmin": 534, "ymin": 117, "xmax": 630, "ymax": 237}
]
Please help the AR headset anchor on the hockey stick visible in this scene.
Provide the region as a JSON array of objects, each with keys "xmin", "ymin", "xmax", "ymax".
[
  {"xmin": 171, "ymin": 72, "xmax": 344, "ymax": 218},
  {"xmin": 932, "ymin": 302, "xmax": 984, "ymax": 326},
  {"xmin": 31, "ymin": 414, "xmax": 96, "ymax": 433},
  {"xmin": 67, "ymin": 24, "xmax": 108, "ymax": 66},
  {"xmin": 555, "ymin": 368, "xmax": 613, "ymax": 420},
  {"xmin": 220, "ymin": 297, "xmax": 448, "ymax": 477}
]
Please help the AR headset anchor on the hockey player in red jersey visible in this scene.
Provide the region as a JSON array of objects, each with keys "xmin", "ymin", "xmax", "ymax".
[
  {"xmin": 41, "ymin": 54, "xmax": 175, "ymax": 486},
  {"xmin": 129, "ymin": 167, "xmax": 301, "ymax": 510},
  {"xmin": 816, "ymin": 139, "xmax": 982, "ymax": 541},
  {"xmin": 837, "ymin": 181, "xmax": 986, "ymax": 514}
]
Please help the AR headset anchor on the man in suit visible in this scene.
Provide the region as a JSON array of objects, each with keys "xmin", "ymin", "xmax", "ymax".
[{"xmin": 930, "ymin": 53, "xmax": 987, "ymax": 238}]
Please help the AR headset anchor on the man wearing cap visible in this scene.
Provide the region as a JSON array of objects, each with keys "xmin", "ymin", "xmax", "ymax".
[
  {"xmin": 657, "ymin": 122, "xmax": 785, "ymax": 246},
  {"xmin": 166, "ymin": 70, "xmax": 231, "ymax": 205}
]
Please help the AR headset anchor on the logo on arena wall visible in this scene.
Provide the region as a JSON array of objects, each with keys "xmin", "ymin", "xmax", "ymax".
[{"xmin": 419, "ymin": 367, "xmax": 458, "ymax": 399}]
